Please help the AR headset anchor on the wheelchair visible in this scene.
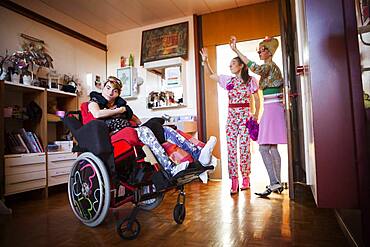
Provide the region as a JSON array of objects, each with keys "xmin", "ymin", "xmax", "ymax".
[{"xmin": 63, "ymin": 106, "xmax": 214, "ymax": 240}]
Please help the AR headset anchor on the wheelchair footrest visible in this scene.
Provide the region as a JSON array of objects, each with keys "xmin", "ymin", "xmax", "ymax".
[
  {"xmin": 152, "ymin": 162, "xmax": 214, "ymax": 191},
  {"xmin": 173, "ymin": 162, "xmax": 214, "ymax": 180}
]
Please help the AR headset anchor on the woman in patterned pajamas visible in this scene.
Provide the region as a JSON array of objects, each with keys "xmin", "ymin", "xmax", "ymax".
[
  {"xmin": 200, "ymin": 48, "xmax": 261, "ymax": 194},
  {"xmin": 230, "ymin": 36, "xmax": 287, "ymax": 197}
]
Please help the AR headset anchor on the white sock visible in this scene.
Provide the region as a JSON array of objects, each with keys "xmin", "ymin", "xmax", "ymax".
[
  {"xmin": 198, "ymin": 136, "xmax": 217, "ymax": 165},
  {"xmin": 199, "ymin": 171, "xmax": 208, "ymax": 183},
  {"xmin": 171, "ymin": 161, "xmax": 189, "ymax": 176},
  {"xmin": 269, "ymin": 183, "xmax": 282, "ymax": 191}
]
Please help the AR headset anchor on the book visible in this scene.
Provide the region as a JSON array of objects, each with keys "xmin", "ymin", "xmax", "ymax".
[
  {"xmin": 15, "ymin": 134, "xmax": 30, "ymax": 153},
  {"xmin": 15, "ymin": 128, "xmax": 34, "ymax": 153},
  {"xmin": 26, "ymin": 132, "xmax": 39, "ymax": 153},
  {"xmin": 5, "ymin": 133, "xmax": 27, "ymax": 154},
  {"xmin": 5, "ymin": 133, "xmax": 18, "ymax": 149},
  {"xmin": 7, "ymin": 133, "xmax": 19, "ymax": 147},
  {"xmin": 32, "ymin": 133, "xmax": 44, "ymax": 152}
]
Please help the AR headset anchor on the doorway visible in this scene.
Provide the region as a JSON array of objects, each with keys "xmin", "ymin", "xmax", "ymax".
[{"xmin": 216, "ymin": 37, "xmax": 289, "ymax": 191}]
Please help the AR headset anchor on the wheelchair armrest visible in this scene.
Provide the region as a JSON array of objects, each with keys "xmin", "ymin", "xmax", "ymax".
[
  {"xmin": 72, "ymin": 145, "xmax": 89, "ymax": 153},
  {"xmin": 65, "ymin": 110, "xmax": 82, "ymax": 122},
  {"xmin": 66, "ymin": 119, "xmax": 113, "ymax": 156}
]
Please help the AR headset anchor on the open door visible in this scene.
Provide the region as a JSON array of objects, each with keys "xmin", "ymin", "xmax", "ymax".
[{"xmin": 278, "ymin": 0, "xmax": 307, "ymax": 200}]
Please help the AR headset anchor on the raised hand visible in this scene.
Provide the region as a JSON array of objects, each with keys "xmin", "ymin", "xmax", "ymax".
[
  {"xmin": 229, "ymin": 36, "xmax": 237, "ymax": 52},
  {"xmin": 199, "ymin": 48, "xmax": 208, "ymax": 62}
]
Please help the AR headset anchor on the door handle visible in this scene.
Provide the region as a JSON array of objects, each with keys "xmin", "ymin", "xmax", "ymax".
[{"xmin": 296, "ymin": 65, "xmax": 309, "ymax": 76}]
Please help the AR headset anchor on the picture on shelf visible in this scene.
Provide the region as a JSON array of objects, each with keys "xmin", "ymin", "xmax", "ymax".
[
  {"xmin": 95, "ymin": 74, "xmax": 102, "ymax": 90},
  {"xmin": 164, "ymin": 66, "xmax": 181, "ymax": 87},
  {"xmin": 117, "ymin": 67, "xmax": 133, "ymax": 97}
]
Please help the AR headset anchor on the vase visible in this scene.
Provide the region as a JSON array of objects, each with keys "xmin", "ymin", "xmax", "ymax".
[
  {"xmin": 23, "ymin": 75, "xmax": 32, "ymax": 85},
  {"xmin": 11, "ymin": 73, "xmax": 20, "ymax": 83}
]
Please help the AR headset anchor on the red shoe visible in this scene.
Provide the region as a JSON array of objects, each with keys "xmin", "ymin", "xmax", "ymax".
[
  {"xmin": 240, "ymin": 177, "xmax": 250, "ymax": 190},
  {"xmin": 230, "ymin": 177, "xmax": 239, "ymax": 195}
]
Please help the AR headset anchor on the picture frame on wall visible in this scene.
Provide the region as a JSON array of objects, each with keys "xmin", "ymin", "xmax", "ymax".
[
  {"xmin": 362, "ymin": 0, "xmax": 369, "ymax": 25},
  {"xmin": 164, "ymin": 66, "xmax": 181, "ymax": 87},
  {"xmin": 117, "ymin": 67, "xmax": 133, "ymax": 98},
  {"xmin": 140, "ymin": 22, "xmax": 188, "ymax": 65}
]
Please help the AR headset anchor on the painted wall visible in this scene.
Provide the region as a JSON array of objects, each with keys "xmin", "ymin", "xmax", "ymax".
[
  {"xmin": 106, "ymin": 16, "xmax": 196, "ymax": 120},
  {"xmin": 0, "ymin": 6, "xmax": 107, "ymax": 103},
  {"xmin": 11, "ymin": 0, "xmax": 106, "ymax": 44}
]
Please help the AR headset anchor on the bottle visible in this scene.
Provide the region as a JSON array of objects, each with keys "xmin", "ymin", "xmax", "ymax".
[
  {"xmin": 129, "ymin": 54, "xmax": 134, "ymax": 66},
  {"xmin": 120, "ymin": 56, "xmax": 125, "ymax": 67}
]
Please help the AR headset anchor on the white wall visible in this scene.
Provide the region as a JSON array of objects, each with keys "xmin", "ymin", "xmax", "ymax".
[
  {"xmin": 11, "ymin": 0, "xmax": 106, "ymax": 44},
  {"xmin": 107, "ymin": 16, "xmax": 197, "ymax": 119},
  {"xmin": 0, "ymin": 6, "xmax": 107, "ymax": 103}
]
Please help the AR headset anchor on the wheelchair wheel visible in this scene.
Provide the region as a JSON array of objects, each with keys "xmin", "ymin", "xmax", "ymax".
[
  {"xmin": 68, "ymin": 152, "xmax": 111, "ymax": 227},
  {"xmin": 138, "ymin": 184, "xmax": 164, "ymax": 211},
  {"xmin": 173, "ymin": 204, "xmax": 186, "ymax": 224},
  {"xmin": 116, "ymin": 217, "xmax": 141, "ymax": 240}
]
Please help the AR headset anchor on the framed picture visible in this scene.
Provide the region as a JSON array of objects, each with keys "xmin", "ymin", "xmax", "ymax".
[
  {"xmin": 117, "ymin": 67, "xmax": 133, "ymax": 98},
  {"xmin": 140, "ymin": 22, "xmax": 188, "ymax": 65},
  {"xmin": 361, "ymin": 0, "xmax": 369, "ymax": 25},
  {"xmin": 164, "ymin": 66, "xmax": 181, "ymax": 87}
]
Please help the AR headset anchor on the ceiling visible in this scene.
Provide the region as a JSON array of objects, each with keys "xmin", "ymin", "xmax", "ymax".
[{"xmin": 11, "ymin": 0, "xmax": 270, "ymax": 35}]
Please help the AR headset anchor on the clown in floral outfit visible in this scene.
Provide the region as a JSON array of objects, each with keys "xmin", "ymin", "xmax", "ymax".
[
  {"xmin": 200, "ymin": 48, "xmax": 261, "ymax": 194},
  {"xmin": 230, "ymin": 36, "xmax": 287, "ymax": 197}
]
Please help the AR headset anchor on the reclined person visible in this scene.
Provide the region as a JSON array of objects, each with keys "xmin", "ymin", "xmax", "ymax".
[{"xmin": 87, "ymin": 76, "xmax": 217, "ymax": 176}]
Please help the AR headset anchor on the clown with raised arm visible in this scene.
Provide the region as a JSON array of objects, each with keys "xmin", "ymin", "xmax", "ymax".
[{"xmin": 230, "ymin": 36, "xmax": 287, "ymax": 197}]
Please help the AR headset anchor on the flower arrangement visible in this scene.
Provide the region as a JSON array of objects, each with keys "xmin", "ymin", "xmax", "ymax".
[{"xmin": 0, "ymin": 34, "xmax": 54, "ymax": 81}]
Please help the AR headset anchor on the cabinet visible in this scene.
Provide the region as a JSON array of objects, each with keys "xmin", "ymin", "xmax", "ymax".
[
  {"xmin": 47, "ymin": 151, "xmax": 77, "ymax": 186},
  {"xmin": 144, "ymin": 57, "xmax": 187, "ymax": 109},
  {"xmin": 4, "ymin": 153, "xmax": 46, "ymax": 195},
  {"xmin": 0, "ymin": 80, "xmax": 78, "ymax": 197}
]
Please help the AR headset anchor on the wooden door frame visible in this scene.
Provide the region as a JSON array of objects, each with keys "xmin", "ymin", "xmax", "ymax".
[{"xmin": 278, "ymin": 0, "xmax": 303, "ymax": 200}]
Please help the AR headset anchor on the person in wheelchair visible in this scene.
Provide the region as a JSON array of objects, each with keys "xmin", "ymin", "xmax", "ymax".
[{"xmin": 87, "ymin": 76, "xmax": 217, "ymax": 177}]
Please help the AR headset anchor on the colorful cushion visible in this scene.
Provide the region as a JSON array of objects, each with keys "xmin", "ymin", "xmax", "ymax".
[
  {"xmin": 162, "ymin": 141, "xmax": 194, "ymax": 164},
  {"xmin": 176, "ymin": 129, "xmax": 205, "ymax": 148}
]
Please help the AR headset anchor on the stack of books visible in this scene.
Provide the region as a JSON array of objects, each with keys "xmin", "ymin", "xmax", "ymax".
[{"xmin": 5, "ymin": 128, "xmax": 44, "ymax": 154}]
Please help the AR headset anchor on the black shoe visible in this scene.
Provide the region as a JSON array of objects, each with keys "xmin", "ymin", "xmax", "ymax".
[
  {"xmin": 255, "ymin": 188, "xmax": 272, "ymax": 197},
  {"xmin": 255, "ymin": 183, "xmax": 282, "ymax": 197},
  {"xmin": 273, "ymin": 186, "xmax": 284, "ymax": 194}
]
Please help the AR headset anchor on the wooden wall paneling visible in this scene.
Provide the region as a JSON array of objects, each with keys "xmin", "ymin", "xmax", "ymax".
[
  {"xmin": 203, "ymin": 46, "xmax": 222, "ymax": 179},
  {"xmin": 202, "ymin": 0, "xmax": 280, "ymax": 47},
  {"xmin": 194, "ymin": 15, "xmax": 206, "ymax": 142},
  {"xmin": 40, "ymin": 90, "xmax": 48, "ymax": 198}
]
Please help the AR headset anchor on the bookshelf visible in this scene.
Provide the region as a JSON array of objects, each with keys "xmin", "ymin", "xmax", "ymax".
[{"xmin": 0, "ymin": 80, "xmax": 78, "ymax": 198}]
